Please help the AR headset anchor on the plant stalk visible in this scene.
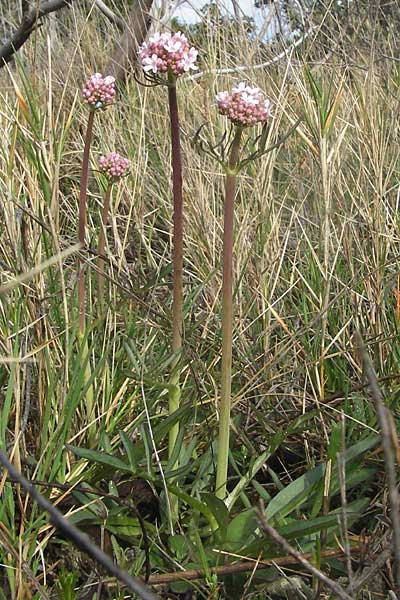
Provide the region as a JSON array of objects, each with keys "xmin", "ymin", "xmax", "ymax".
[
  {"xmin": 216, "ymin": 126, "xmax": 243, "ymax": 500},
  {"xmin": 78, "ymin": 109, "xmax": 95, "ymax": 335},
  {"xmin": 97, "ymin": 182, "xmax": 112, "ymax": 305},
  {"xmin": 168, "ymin": 73, "xmax": 183, "ymax": 523},
  {"xmin": 78, "ymin": 109, "xmax": 95, "ymax": 445}
]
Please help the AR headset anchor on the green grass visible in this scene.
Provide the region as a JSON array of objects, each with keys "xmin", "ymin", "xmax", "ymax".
[{"xmin": 0, "ymin": 2, "xmax": 399, "ymax": 598}]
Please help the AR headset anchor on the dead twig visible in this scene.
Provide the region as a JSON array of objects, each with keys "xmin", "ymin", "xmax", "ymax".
[
  {"xmin": 355, "ymin": 332, "xmax": 400, "ymax": 596},
  {"xmin": 104, "ymin": 548, "xmax": 359, "ymax": 586},
  {"xmin": 348, "ymin": 544, "xmax": 392, "ymax": 596},
  {"xmin": 256, "ymin": 500, "xmax": 353, "ymax": 600},
  {"xmin": 0, "ymin": 0, "xmax": 74, "ymax": 66},
  {"xmin": 0, "ymin": 450, "xmax": 159, "ymax": 600},
  {"xmin": 106, "ymin": 0, "xmax": 154, "ymax": 83},
  {"xmin": 94, "ymin": 0, "xmax": 124, "ymax": 30}
]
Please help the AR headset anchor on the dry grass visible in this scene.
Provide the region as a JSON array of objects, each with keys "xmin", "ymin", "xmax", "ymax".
[{"xmin": 0, "ymin": 1, "xmax": 399, "ymax": 598}]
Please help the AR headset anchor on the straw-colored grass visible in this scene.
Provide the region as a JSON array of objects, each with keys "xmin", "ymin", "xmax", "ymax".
[{"xmin": 0, "ymin": 2, "xmax": 399, "ymax": 598}]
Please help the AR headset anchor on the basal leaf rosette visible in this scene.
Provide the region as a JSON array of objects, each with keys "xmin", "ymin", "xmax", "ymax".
[
  {"xmin": 138, "ymin": 31, "xmax": 198, "ymax": 82},
  {"xmin": 216, "ymin": 82, "xmax": 272, "ymax": 127}
]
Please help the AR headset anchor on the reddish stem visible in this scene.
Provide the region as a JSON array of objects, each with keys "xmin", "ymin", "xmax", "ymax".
[
  {"xmin": 167, "ymin": 74, "xmax": 183, "ymax": 528},
  {"xmin": 168, "ymin": 78, "xmax": 183, "ymax": 361},
  {"xmin": 78, "ymin": 109, "xmax": 95, "ymax": 334},
  {"xmin": 97, "ymin": 183, "xmax": 112, "ymax": 302}
]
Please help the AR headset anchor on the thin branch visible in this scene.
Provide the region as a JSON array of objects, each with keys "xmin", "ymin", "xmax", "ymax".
[
  {"xmin": 24, "ymin": 478, "xmax": 153, "ymax": 583},
  {"xmin": 0, "ymin": 0, "xmax": 74, "ymax": 66},
  {"xmin": 187, "ymin": 26, "xmax": 317, "ymax": 82},
  {"xmin": 106, "ymin": 0, "xmax": 155, "ymax": 83},
  {"xmin": 0, "ymin": 527, "xmax": 51, "ymax": 600},
  {"xmin": 94, "ymin": 0, "xmax": 124, "ymax": 30},
  {"xmin": 102, "ymin": 548, "xmax": 356, "ymax": 586},
  {"xmin": 348, "ymin": 544, "xmax": 392, "ymax": 596},
  {"xmin": 0, "ymin": 451, "xmax": 159, "ymax": 600},
  {"xmin": 256, "ymin": 500, "xmax": 353, "ymax": 600},
  {"xmin": 355, "ymin": 332, "xmax": 400, "ymax": 595}
]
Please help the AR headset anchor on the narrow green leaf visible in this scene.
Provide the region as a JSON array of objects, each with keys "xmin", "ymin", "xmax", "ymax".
[
  {"xmin": 202, "ymin": 493, "xmax": 229, "ymax": 532},
  {"xmin": 66, "ymin": 445, "xmax": 133, "ymax": 473},
  {"xmin": 119, "ymin": 431, "xmax": 138, "ymax": 473}
]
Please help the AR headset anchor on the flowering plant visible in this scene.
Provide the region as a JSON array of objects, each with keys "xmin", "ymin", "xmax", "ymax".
[
  {"xmin": 99, "ymin": 152, "xmax": 130, "ymax": 180},
  {"xmin": 96, "ymin": 152, "xmax": 130, "ymax": 306},
  {"xmin": 82, "ymin": 73, "xmax": 116, "ymax": 109},
  {"xmin": 138, "ymin": 30, "xmax": 199, "ymax": 527},
  {"xmin": 138, "ymin": 31, "xmax": 198, "ymax": 79},
  {"xmin": 216, "ymin": 82, "xmax": 272, "ymax": 127}
]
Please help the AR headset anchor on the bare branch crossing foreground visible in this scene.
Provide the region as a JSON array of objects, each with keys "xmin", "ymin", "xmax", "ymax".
[
  {"xmin": 257, "ymin": 500, "xmax": 353, "ymax": 600},
  {"xmin": 0, "ymin": 0, "xmax": 74, "ymax": 66},
  {"xmin": 355, "ymin": 332, "xmax": 400, "ymax": 596},
  {"xmin": 0, "ymin": 450, "xmax": 160, "ymax": 600}
]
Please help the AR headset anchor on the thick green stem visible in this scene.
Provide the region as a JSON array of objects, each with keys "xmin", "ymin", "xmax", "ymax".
[
  {"xmin": 97, "ymin": 183, "xmax": 112, "ymax": 305},
  {"xmin": 168, "ymin": 74, "xmax": 183, "ymax": 524},
  {"xmin": 78, "ymin": 109, "xmax": 95, "ymax": 335},
  {"xmin": 216, "ymin": 127, "xmax": 243, "ymax": 501}
]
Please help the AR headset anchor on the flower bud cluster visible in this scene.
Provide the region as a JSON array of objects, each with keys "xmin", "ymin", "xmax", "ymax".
[
  {"xmin": 139, "ymin": 31, "xmax": 198, "ymax": 77},
  {"xmin": 99, "ymin": 152, "xmax": 130, "ymax": 180},
  {"xmin": 82, "ymin": 73, "xmax": 116, "ymax": 109},
  {"xmin": 216, "ymin": 82, "xmax": 272, "ymax": 127}
]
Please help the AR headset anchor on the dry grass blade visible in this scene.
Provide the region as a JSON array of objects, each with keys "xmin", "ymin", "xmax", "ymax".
[{"xmin": 0, "ymin": 243, "xmax": 81, "ymax": 295}]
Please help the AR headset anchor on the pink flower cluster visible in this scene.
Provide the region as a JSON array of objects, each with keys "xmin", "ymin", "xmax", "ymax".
[
  {"xmin": 216, "ymin": 82, "xmax": 272, "ymax": 127},
  {"xmin": 99, "ymin": 152, "xmax": 130, "ymax": 180},
  {"xmin": 139, "ymin": 31, "xmax": 198, "ymax": 77},
  {"xmin": 82, "ymin": 73, "xmax": 116, "ymax": 109}
]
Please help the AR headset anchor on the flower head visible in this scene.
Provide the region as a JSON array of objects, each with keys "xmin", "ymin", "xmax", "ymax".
[
  {"xmin": 216, "ymin": 82, "xmax": 272, "ymax": 127},
  {"xmin": 82, "ymin": 73, "xmax": 116, "ymax": 109},
  {"xmin": 98, "ymin": 152, "xmax": 130, "ymax": 180},
  {"xmin": 138, "ymin": 31, "xmax": 198, "ymax": 77}
]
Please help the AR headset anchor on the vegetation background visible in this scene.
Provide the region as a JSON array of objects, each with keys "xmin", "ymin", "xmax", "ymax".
[{"xmin": 0, "ymin": 0, "xmax": 399, "ymax": 598}]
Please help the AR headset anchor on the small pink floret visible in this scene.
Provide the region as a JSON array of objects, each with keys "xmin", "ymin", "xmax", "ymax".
[
  {"xmin": 82, "ymin": 73, "xmax": 116, "ymax": 108},
  {"xmin": 99, "ymin": 152, "xmax": 130, "ymax": 180},
  {"xmin": 216, "ymin": 82, "xmax": 272, "ymax": 127},
  {"xmin": 138, "ymin": 31, "xmax": 198, "ymax": 77}
]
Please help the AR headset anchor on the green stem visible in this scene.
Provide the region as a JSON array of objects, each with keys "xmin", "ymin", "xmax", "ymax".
[
  {"xmin": 168, "ymin": 73, "xmax": 183, "ymax": 524},
  {"xmin": 216, "ymin": 126, "xmax": 243, "ymax": 501},
  {"xmin": 97, "ymin": 183, "xmax": 112, "ymax": 305},
  {"xmin": 78, "ymin": 109, "xmax": 95, "ymax": 335}
]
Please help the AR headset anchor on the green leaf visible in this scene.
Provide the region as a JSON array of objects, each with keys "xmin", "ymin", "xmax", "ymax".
[
  {"xmin": 343, "ymin": 435, "xmax": 379, "ymax": 462},
  {"xmin": 202, "ymin": 493, "xmax": 229, "ymax": 533},
  {"xmin": 226, "ymin": 448, "xmax": 273, "ymax": 511},
  {"xmin": 153, "ymin": 402, "xmax": 192, "ymax": 442},
  {"xmin": 66, "ymin": 445, "xmax": 133, "ymax": 473},
  {"xmin": 169, "ymin": 534, "xmax": 189, "ymax": 561},
  {"xmin": 266, "ymin": 463, "xmax": 325, "ymax": 522},
  {"xmin": 119, "ymin": 431, "xmax": 138, "ymax": 473},
  {"xmin": 170, "ymin": 580, "xmax": 192, "ymax": 594},
  {"xmin": 225, "ymin": 508, "xmax": 258, "ymax": 545},
  {"xmin": 66, "ymin": 509, "xmax": 100, "ymax": 527},
  {"xmin": 331, "ymin": 467, "xmax": 375, "ymax": 496},
  {"xmin": 266, "ymin": 436, "xmax": 379, "ymax": 522},
  {"xmin": 167, "ymin": 484, "xmax": 213, "ymax": 521},
  {"xmin": 277, "ymin": 514, "xmax": 341, "ymax": 540},
  {"xmin": 106, "ymin": 515, "xmax": 142, "ymax": 537},
  {"xmin": 327, "ymin": 425, "xmax": 342, "ymax": 461}
]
